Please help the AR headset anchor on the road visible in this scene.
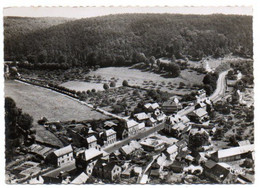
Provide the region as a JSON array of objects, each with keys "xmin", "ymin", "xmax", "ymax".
[
  {"xmin": 103, "ymin": 122, "xmax": 165, "ymax": 153},
  {"xmin": 177, "ymin": 70, "xmax": 229, "ymax": 116}
]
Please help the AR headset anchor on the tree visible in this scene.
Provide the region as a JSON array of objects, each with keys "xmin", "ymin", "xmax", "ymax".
[
  {"xmin": 189, "ymin": 132, "xmax": 209, "ymax": 148},
  {"xmin": 149, "ymin": 56, "xmax": 156, "ymax": 68},
  {"xmin": 38, "ymin": 50, "xmax": 47, "ymax": 63},
  {"xmin": 17, "ymin": 113, "xmax": 33, "ymax": 130},
  {"xmin": 122, "ymin": 80, "xmax": 129, "ymax": 86},
  {"xmin": 110, "ymin": 81, "xmax": 116, "ymax": 87},
  {"xmin": 167, "ymin": 63, "xmax": 180, "ymax": 77},
  {"xmin": 103, "ymin": 83, "xmax": 109, "ymax": 90},
  {"xmin": 112, "ymin": 105, "xmax": 125, "ymax": 113}
]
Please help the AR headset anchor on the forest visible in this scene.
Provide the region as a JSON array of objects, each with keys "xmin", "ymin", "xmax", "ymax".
[{"xmin": 4, "ymin": 14, "xmax": 253, "ymax": 69}]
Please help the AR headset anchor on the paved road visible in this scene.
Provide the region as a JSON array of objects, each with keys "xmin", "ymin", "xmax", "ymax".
[
  {"xmin": 177, "ymin": 70, "xmax": 229, "ymax": 116},
  {"xmin": 103, "ymin": 122, "xmax": 165, "ymax": 153},
  {"xmin": 209, "ymin": 70, "xmax": 229, "ymax": 102}
]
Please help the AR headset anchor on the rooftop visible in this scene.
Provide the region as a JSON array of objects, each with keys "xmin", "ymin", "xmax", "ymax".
[
  {"xmin": 215, "ymin": 144, "xmax": 254, "ymax": 159},
  {"xmin": 86, "ymin": 135, "xmax": 97, "ymax": 143},
  {"xmin": 134, "ymin": 112, "xmax": 149, "ymax": 121},
  {"xmin": 105, "ymin": 129, "xmax": 116, "ymax": 137},
  {"xmin": 84, "ymin": 148, "xmax": 103, "ymax": 161},
  {"xmin": 53, "ymin": 145, "xmax": 73, "ymax": 157},
  {"xmin": 71, "ymin": 172, "xmax": 89, "ymax": 184},
  {"xmin": 126, "ymin": 120, "xmax": 139, "ymax": 128}
]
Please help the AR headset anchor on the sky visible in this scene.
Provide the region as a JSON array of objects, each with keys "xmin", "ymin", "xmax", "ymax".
[{"xmin": 3, "ymin": 6, "xmax": 253, "ymax": 18}]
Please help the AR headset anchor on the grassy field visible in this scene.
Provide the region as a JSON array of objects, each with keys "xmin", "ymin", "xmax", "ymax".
[
  {"xmin": 5, "ymin": 80, "xmax": 109, "ymax": 123},
  {"xmin": 63, "ymin": 67, "xmax": 204, "ymax": 95}
]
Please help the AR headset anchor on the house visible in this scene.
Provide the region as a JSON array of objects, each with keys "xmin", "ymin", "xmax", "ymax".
[
  {"xmin": 120, "ymin": 145, "xmax": 135, "ymax": 157},
  {"xmin": 237, "ymin": 140, "xmax": 251, "ymax": 147},
  {"xmin": 134, "ymin": 112, "xmax": 149, "ymax": 122},
  {"xmin": 140, "ymin": 138, "xmax": 165, "ymax": 152},
  {"xmin": 103, "ymin": 163, "xmax": 122, "ymax": 181},
  {"xmin": 150, "ymin": 169, "xmax": 160, "ymax": 177},
  {"xmin": 138, "ymin": 122, "xmax": 145, "ymax": 131},
  {"xmin": 144, "ymin": 103, "xmax": 160, "ymax": 112},
  {"xmin": 188, "ymin": 108, "xmax": 209, "ymax": 123},
  {"xmin": 156, "ymin": 114, "xmax": 166, "ymax": 123},
  {"xmin": 125, "ymin": 120, "xmax": 139, "ymax": 136},
  {"xmin": 104, "ymin": 121, "xmax": 117, "ymax": 129},
  {"xmin": 45, "ymin": 145, "xmax": 75, "ymax": 167},
  {"xmin": 203, "ymin": 160, "xmax": 236, "ymax": 183},
  {"xmin": 168, "ymin": 161, "xmax": 186, "ymax": 173},
  {"xmin": 118, "ymin": 127, "xmax": 128, "ymax": 140},
  {"xmin": 197, "ymin": 89, "xmax": 206, "ymax": 99},
  {"xmin": 76, "ymin": 148, "xmax": 103, "ymax": 175},
  {"xmin": 86, "ymin": 135, "xmax": 97, "ymax": 149},
  {"xmin": 161, "ymin": 98, "xmax": 182, "ymax": 114},
  {"xmin": 71, "ymin": 172, "xmax": 89, "ymax": 184},
  {"xmin": 93, "ymin": 161, "xmax": 122, "ymax": 181},
  {"xmin": 210, "ymin": 144, "xmax": 254, "ymax": 162},
  {"xmin": 146, "ymin": 117, "xmax": 157, "ymax": 127},
  {"xmin": 121, "ymin": 165, "xmax": 134, "ymax": 179},
  {"xmin": 171, "ymin": 122, "xmax": 191, "ymax": 137},
  {"xmin": 164, "ymin": 145, "xmax": 178, "ymax": 160},
  {"xmin": 176, "ymin": 139, "xmax": 188, "ymax": 152},
  {"xmin": 103, "ymin": 129, "xmax": 117, "ymax": 146}
]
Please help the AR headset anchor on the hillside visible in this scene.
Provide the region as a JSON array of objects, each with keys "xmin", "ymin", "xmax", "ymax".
[
  {"xmin": 4, "ymin": 16, "xmax": 75, "ymax": 40},
  {"xmin": 4, "ymin": 14, "xmax": 253, "ymax": 68}
]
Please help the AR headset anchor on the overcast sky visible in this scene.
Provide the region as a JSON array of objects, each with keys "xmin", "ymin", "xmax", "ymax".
[{"xmin": 4, "ymin": 6, "xmax": 252, "ymax": 18}]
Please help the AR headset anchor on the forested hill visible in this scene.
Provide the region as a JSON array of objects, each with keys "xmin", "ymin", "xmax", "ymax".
[
  {"xmin": 4, "ymin": 16, "xmax": 75, "ymax": 40},
  {"xmin": 4, "ymin": 14, "xmax": 253, "ymax": 68}
]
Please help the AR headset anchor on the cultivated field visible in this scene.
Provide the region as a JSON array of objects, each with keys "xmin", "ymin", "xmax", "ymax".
[{"xmin": 5, "ymin": 80, "xmax": 109, "ymax": 123}]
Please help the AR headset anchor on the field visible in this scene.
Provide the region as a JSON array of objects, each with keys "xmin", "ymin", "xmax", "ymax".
[
  {"xmin": 59, "ymin": 67, "xmax": 204, "ymax": 95},
  {"xmin": 4, "ymin": 80, "xmax": 109, "ymax": 123}
]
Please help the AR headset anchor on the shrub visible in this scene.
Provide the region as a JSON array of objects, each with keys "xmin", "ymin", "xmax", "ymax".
[
  {"xmin": 103, "ymin": 83, "xmax": 109, "ymax": 90},
  {"xmin": 91, "ymin": 89, "xmax": 96, "ymax": 93},
  {"xmin": 110, "ymin": 81, "xmax": 116, "ymax": 87},
  {"xmin": 122, "ymin": 80, "xmax": 129, "ymax": 86}
]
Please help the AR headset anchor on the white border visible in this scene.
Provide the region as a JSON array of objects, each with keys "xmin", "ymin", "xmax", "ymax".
[{"xmin": 0, "ymin": 1, "xmax": 259, "ymax": 188}]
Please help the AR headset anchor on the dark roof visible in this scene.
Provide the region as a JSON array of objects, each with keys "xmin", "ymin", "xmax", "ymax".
[
  {"xmin": 211, "ymin": 164, "xmax": 230, "ymax": 180},
  {"xmin": 204, "ymin": 160, "xmax": 217, "ymax": 169},
  {"xmin": 150, "ymin": 169, "xmax": 160, "ymax": 177},
  {"xmin": 42, "ymin": 162, "xmax": 76, "ymax": 178},
  {"xmin": 103, "ymin": 162, "xmax": 119, "ymax": 171}
]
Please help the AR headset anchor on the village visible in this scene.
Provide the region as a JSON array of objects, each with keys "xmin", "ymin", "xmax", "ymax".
[{"xmin": 5, "ymin": 65, "xmax": 254, "ymax": 184}]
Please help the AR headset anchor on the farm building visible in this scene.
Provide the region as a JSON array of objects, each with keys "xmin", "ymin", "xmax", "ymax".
[
  {"xmin": 203, "ymin": 160, "xmax": 236, "ymax": 183},
  {"xmin": 29, "ymin": 144, "xmax": 56, "ymax": 160},
  {"xmin": 45, "ymin": 145, "xmax": 75, "ymax": 167},
  {"xmin": 161, "ymin": 99, "xmax": 182, "ymax": 114},
  {"xmin": 210, "ymin": 144, "xmax": 254, "ymax": 162}
]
